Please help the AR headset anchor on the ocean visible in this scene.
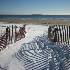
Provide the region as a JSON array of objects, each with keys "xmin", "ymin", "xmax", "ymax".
[{"xmin": 0, "ymin": 15, "xmax": 70, "ymax": 19}]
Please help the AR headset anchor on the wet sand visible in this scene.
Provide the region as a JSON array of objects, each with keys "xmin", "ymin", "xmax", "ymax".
[{"xmin": 0, "ymin": 18, "xmax": 70, "ymax": 26}]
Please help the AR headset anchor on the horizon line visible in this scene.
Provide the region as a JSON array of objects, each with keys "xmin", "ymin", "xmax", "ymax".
[{"xmin": 0, "ymin": 14, "xmax": 70, "ymax": 15}]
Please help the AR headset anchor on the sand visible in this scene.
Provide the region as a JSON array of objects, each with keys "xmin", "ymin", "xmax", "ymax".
[{"xmin": 0, "ymin": 18, "xmax": 70, "ymax": 26}]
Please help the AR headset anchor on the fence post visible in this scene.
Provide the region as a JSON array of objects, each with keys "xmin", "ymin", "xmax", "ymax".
[
  {"xmin": 6, "ymin": 27, "xmax": 8, "ymax": 45},
  {"xmin": 54, "ymin": 28, "xmax": 58, "ymax": 42},
  {"xmin": 58, "ymin": 33, "xmax": 59, "ymax": 42},
  {"xmin": 59, "ymin": 25, "xmax": 60, "ymax": 30},
  {"xmin": 62, "ymin": 25, "xmax": 63, "ymax": 30},
  {"xmin": 59, "ymin": 25, "xmax": 61, "ymax": 41},
  {"xmin": 14, "ymin": 25, "xmax": 17, "ymax": 42},
  {"xmin": 12, "ymin": 25, "xmax": 13, "ymax": 37},
  {"xmin": 48, "ymin": 26, "xmax": 52, "ymax": 38},
  {"xmin": 67, "ymin": 26, "xmax": 68, "ymax": 40},
  {"xmin": 69, "ymin": 26, "xmax": 70, "ymax": 43},
  {"xmin": 56, "ymin": 27, "xmax": 59, "ymax": 42},
  {"xmin": 9, "ymin": 27, "xmax": 10, "ymax": 41},
  {"xmin": 11, "ymin": 36, "xmax": 12, "ymax": 44},
  {"xmin": 64, "ymin": 25, "xmax": 65, "ymax": 42},
  {"xmin": 69, "ymin": 26, "xmax": 70, "ymax": 38},
  {"xmin": 63, "ymin": 31, "xmax": 64, "ymax": 42},
  {"xmin": 60, "ymin": 29, "xmax": 62, "ymax": 43},
  {"xmin": 65, "ymin": 28, "xmax": 66, "ymax": 42}
]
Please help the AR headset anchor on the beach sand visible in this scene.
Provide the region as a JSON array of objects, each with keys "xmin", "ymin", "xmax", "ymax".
[{"xmin": 0, "ymin": 18, "xmax": 70, "ymax": 26}]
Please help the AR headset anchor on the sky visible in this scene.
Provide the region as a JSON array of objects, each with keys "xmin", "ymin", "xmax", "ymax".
[{"xmin": 0, "ymin": 0, "xmax": 70, "ymax": 15}]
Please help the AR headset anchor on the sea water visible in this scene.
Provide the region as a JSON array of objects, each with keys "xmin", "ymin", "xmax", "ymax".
[{"xmin": 0, "ymin": 15, "xmax": 70, "ymax": 20}]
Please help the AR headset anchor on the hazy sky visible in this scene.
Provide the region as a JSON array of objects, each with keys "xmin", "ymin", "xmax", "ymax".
[{"xmin": 0, "ymin": 0, "xmax": 70, "ymax": 15}]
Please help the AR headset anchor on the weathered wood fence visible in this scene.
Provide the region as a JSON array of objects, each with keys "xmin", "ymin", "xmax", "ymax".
[
  {"xmin": 48, "ymin": 25, "xmax": 70, "ymax": 45},
  {"xmin": 0, "ymin": 24, "xmax": 26, "ymax": 51}
]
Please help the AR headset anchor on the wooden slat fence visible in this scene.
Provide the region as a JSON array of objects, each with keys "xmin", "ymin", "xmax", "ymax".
[
  {"xmin": 0, "ymin": 24, "xmax": 26, "ymax": 51},
  {"xmin": 48, "ymin": 25, "xmax": 70, "ymax": 45}
]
